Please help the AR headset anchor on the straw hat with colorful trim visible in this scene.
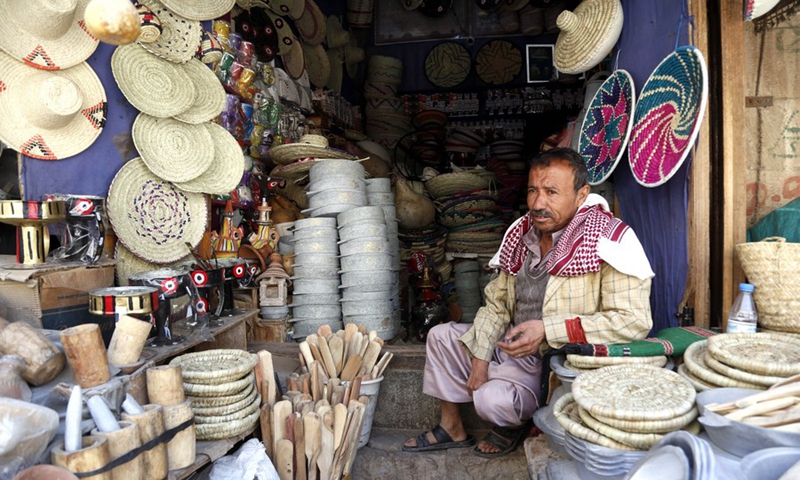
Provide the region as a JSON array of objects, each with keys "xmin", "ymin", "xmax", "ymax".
[
  {"xmin": 108, "ymin": 157, "xmax": 208, "ymax": 264},
  {"xmin": 0, "ymin": 49, "xmax": 106, "ymax": 161},
  {"xmin": 296, "ymin": 0, "xmax": 327, "ymax": 45},
  {"xmin": 281, "ymin": 39, "xmax": 306, "ymax": 80},
  {"xmin": 553, "ymin": 0, "xmax": 623, "ymax": 75},
  {"xmin": 269, "ymin": 134, "xmax": 357, "ymax": 165},
  {"xmin": 266, "ymin": 9, "xmax": 297, "ymax": 56},
  {"xmin": 0, "ymin": 0, "xmax": 99, "ymax": 71},
  {"xmin": 132, "ymin": 113, "xmax": 215, "ymax": 182},
  {"xmin": 111, "ymin": 43, "xmax": 195, "ymax": 118},
  {"xmin": 263, "ymin": 0, "xmax": 304, "ymax": 19},
  {"xmin": 174, "ymin": 59, "xmax": 226, "ymax": 124},
  {"xmin": 160, "ymin": 0, "xmax": 235, "ymax": 20},
  {"xmin": 174, "ymin": 123, "xmax": 245, "ymax": 195},
  {"xmin": 302, "ymin": 42, "xmax": 331, "ymax": 88},
  {"xmin": 136, "ymin": 0, "xmax": 202, "ymax": 64}
]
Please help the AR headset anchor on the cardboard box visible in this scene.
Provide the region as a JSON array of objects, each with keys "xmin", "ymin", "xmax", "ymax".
[{"xmin": 0, "ymin": 256, "xmax": 116, "ymax": 343}]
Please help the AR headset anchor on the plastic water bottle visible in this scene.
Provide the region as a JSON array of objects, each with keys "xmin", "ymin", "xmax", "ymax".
[{"xmin": 726, "ymin": 283, "xmax": 758, "ymax": 333}]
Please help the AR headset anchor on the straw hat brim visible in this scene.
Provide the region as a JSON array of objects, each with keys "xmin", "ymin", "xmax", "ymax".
[
  {"xmin": 345, "ymin": 36, "xmax": 364, "ymax": 80},
  {"xmin": 175, "ymin": 123, "xmax": 245, "ymax": 194},
  {"xmin": 266, "ymin": 9, "xmax": 298, "ymax": 56},
  {"xmin": 553, "ymin": 0, "xmax": 624, "ymax": 74},
  {"xmin": 114, "ymin": 243, "xmax": 192, "ymax": 285},
  {"xmin": 0, "ymin": 50, "xmax": 106, "ymax": 160},
  {"xmin": 327, "ymin": 47, "xmax": 344, "ymax": 94},
  {"xmin": 302, "ymin": 42, "xmax": 331, "ymax": 88},
  {"xmin": 281, "ymin": 39, "xmax": 306, "ymax": 80},
  {"xmin": 137, "ymin": 0, "xmax": 202, "ymax": 64},
  {"xmin": 108, "ymin": 158, "xmax": 208, "ymax": 264},
  {"xmin": 265, "ymin": 0, "xmax": 304, "ymax": 19},
  {"xmin": 112, "ymin": 43, "xmax": 196, "ymax": 118},
  {"xmin": 296, "ymin": 0, "xmax": 327, "ymax": 45},
  {"xmin": 0, "ymin": 0, "xmax": 98, "ymax": 71},
  {"xmin": 269, "ymin": 141, "xmax": 357, "ymax": 165},
  {"xmin": 174, "ymin": 60, "xmax": 227, "ymax": 124},
  {"xmin": 132, "ymin": 113, "xmax": 215, "ymax": 182},
  {"xmin": 160, "ymin": 0, "xmax": 236, "ymax": 20}
]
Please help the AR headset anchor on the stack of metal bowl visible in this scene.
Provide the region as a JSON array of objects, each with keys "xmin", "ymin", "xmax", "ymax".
[
  {"xmin": 302, "ymin": 160, "xmax": 367, "ymax": 218},
  {"xmin": 453, "ymin": 260, "xmax": 483, "ymax": 323},
  {"xmin": 365, "ymin": 178, "xmax": 402, "ymax": 324},
  {"xmin": 337, "ymin": 206, "xmax": 398, "ymax": 340},
  {"xmin": 289, "ymin": 217, "xmax": 342, "ymax": 339}
]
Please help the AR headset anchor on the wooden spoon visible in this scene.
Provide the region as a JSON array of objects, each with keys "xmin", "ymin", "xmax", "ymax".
[
  {"xmin": 272, "ymin": 400, "xmax": 292, "ymax": 454},
  {"xmin": 318, "ymin": 336, "xmax": 338, "ymax": 379},
  {"xmin": 294, "ymin": 414, "xmax": 307, "ymax": 480},
  {"xmin": 328, "ymin": 335, "xmax": 344, "ymax": 376},
  {"xmin": 275, "ymin": 438, "xmax": 294, "ymax": 480},
  {"xmin": 303, "ymin": 412, "xmax": 321, "ymax": 480},
  {"xmin": 332, "ymin": 402, "xmax": 348, "ymax": 453},
  {"xmin": 360, "ymin": 341, "xmax": 382, "ymax": 377}
]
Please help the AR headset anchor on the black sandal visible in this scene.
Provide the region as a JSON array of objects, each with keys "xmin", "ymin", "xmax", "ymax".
[
  {"xmin": 402, "ymin": 425, "xmax": 475, "ymax": 452},
  {"xmin": 471, "ymin": 422, "xmax": 531, "ymax": 458}
]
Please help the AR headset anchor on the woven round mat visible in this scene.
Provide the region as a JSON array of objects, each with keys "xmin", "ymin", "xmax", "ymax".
[
  {"xmin": 174, "ymin": 123, "xmax": 245, "ymax": 195},
  {"xmin": 191, "ymin": 383, "xmax": 259, "ymax": 417},
  {"xmin": 195, "ymin": 393, "xmax": 261, "ymax": 424},
  {"xmin": 578, "ymin": 406, "xmax": 666, "ymax": 450},
  {"xmin": 628, "ymin": 46, "xmax": 708, "ymax": 187},
  {"xmin": 137, "ymin": 0, "xmax": 202, "ymax": 64},
  {"xmin": 114, "ymin": 243, "xmax": 192, "ymax": 285},
  {"xmin": 563, "ymin": 360, "xmax": 594, "ymax": 374},
  {"xmin": 682, "ymin": 340, "xmax": 764, "ymax": 390},
  {"xmin": 173, "ymin": 59, "xmax": 227, "ymax": 125},
  {"xmin": 425, "ymin": 42, "xmax": 471, "ymax": 88},
  {"xmin": 171, "ymin": 349, "xmax": 257, "ymax": 385},
  {"xmin": 579, "ymin": 70, "xmax": 636, "ymax": 186},
  {"xmin": 703, "ymin": 349, "xmax": 784, "ymax": 387},
  {"xmin": 707, "ymin": 332, "xmax": 800, "ymax": 377},
  {"xmin": 132, "ymin": 113, "xmax": 214, "ymax": 183},
  {"xmin": 590, "ymin": 404, "xmax": 697, "ymax": 434},
  {"xmin": 566, "ymin": 355, "xmax": 667, "ymax": 369},
  {"xmin": 195, "ymin": 407, "xmax": 260, "ymax": 441},
  {"xmin": 572, "ymin": 364, "xmax": 696, "ymax": 421},
  {"xmin": 187, "ymin": 380, "xmax": 255, "ymax": 408},
  {"xmin": 184, "ymin": 372, "xmax": 255, "ymax": 397},
  {"xmin": 553, "ymin": 393, "xmax": 640, "ymax": 451},
  {"xmin": 425, "ymin": 172, "xmax": 490, "ymax": 199},
  {"xmin": 475, "ymin": 40, "xmax": 522, "ymax": 85},
  {"xmin": 677, "ymin": 363, "xmax": 715, "ymax": 392}
]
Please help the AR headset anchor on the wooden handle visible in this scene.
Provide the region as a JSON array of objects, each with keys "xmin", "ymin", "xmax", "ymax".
[
  {"xmin": 272, "ymin": 400, "xmax": 293, "ymax": 456},
  {"xmin": 260, "ymin": 404, "xmax": 273, "ymax": 460},
  {"xmin": 294, "ymin": 413, "xmax": 307, "ymax": 480},
  {"xmin": 256, "ymin": 350, "xmax": 277, "ymax": 407},
  {"xmin": 341, "ymin": 355, "xmax": 362, "ymax": 382}
]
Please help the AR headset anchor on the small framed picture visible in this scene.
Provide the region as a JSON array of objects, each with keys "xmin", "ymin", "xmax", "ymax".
[{"xmin": 526, "ymin": 45, "xmax": 557, "ymax": 83}]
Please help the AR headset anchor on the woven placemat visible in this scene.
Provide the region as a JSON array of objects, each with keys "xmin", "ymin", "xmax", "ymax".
[
  {"xmin": 676, "ymin": 363, "xmax": 715, "ymax": 392},
  {"xmin": 590, "ymin": 405, "xmax": 697, "ymax": 434},
  {"xmin": 566, "ymin": 354, "xmax": 667, "ymax": 369},
  {"xmin": 184, "ymin": 372, "xmax": 255, "ymax": 397},
  {"xmin": 578, "ymin": 406, "xmax": 665, "ymax": 450},
  {"xmin": 553, "ymin": 393, "xmax": 640, "ymax": 451},
  {"xmin": 195, "ymin": 407, "xmax": 260, "ymax": 441},
  {"xmin": 187, "ymin": 380, "xmax": 255, "ymax": 408},
  {"xmin": 707, "ymin": 332, "xmax": 800, "ymax": 377},
  {"xmin": 425, "ymin": 42, "xmax": 471, "ymax": 88},
  {"xmin": 191, "ymin": 384, "xmax": 258, "ymax": 416},
  {"xmin": 195, "ymin": 393, "xmax": 261, "ymax": 424},
  {"xmin": 682, "ymin": 340, "xmax": 764, "ymax": 390},
  {"xmin": 475, "ymin": 40, "xmax": 522, "ymax": 85},
  {"xmin": 572, "ymin": 365, "xmax": 696, "ymax": 421},
  {"xmin": 171, "ymin": 349, "xmax": 257, "ymax": 385},
  {"xmin": 703, "ymin": 349, "xmax": 783, "ymax": 387}
]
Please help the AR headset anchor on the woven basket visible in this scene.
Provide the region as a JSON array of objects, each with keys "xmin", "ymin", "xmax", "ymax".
[
  {"xmin": 183, "ymin": 373, "xmax": 255, "ymax": 397},
  {"xmin": 191, "ymin": 385, "xmax": 259, "ymax": 416},
  {"xmin": 735, "ymin": 237, "xmax": 800, "ymax": 332},
  {"xmin": 425, "ymin": 172, "xmax": 489, "ymax": 199},
  {"xmin": 195, "ymin": 408, "xmax": 260, "ymax": 441},
  {"xmin": 187, "ymin": 380, "xmax": 255, "ymax": 408},
  {"xmin": 195, "ymin": 393, "xmax": 261, "ymax": 424},
  {"xmin": 566, "ymin": 355, "xmax": 667, "ymax": 369},
  {"xmin": 682, "ymin": 340, "xmax": 764, "ymax": 390},
  {"xmin": 589, "ymin": 405, "xmax": 697, "ymax": 434},
  {"xmin": 553, "ymin": 393, "xmax": 640, "ymax": 451},
  {"xmin": 706, "ymin": 332, "xmax": 800, "ymax": 377},
  {"xmin": 171, "ymin": 349, "xmax": 257, "ymax": 385}
]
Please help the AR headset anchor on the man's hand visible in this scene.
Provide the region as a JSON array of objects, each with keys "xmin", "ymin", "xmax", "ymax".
[
  {"xmin": 466, "ymin": 357, "xmax": 489, "ymax": 395},
  {"xmin": 498, "ymin": 320, "xmax": 545, "ymax": 359}
]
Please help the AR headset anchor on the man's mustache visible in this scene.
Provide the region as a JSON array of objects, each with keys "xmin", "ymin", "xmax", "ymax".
[{"xmin": 530, "ymin": 209, "xmax": 552, "ymax": 218}]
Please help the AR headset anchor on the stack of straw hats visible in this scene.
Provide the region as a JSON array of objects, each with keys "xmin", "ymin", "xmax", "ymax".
[
  {"xmin": 679, "ymin": 332, "xmax": 800, "ymax": 392},
  {"xmin": 170, "ymin": 349, "xmax": 261, "ymax": 440},
  {"xmin": 555, "ymin": 365, "xmax": 700, "ymax": 454},
  {"xmin": 337, "ymin": 206, "xmax": 399, "ymax": 340},
  {"xmin": 364, "ymin": 55, "xmax": 409, "ymax": 150},
  {"xmin": 398, "ymin": 224, "xmax": 451, "ymax": 281}
]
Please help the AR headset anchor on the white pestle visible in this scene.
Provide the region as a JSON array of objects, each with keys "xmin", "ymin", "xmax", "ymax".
[
  {"xmin": 87, "ymin": 395, "xmax": 120, "ymax": 432},
  {"xmin": 122, "ymin": 393, "xmax": 145, "ymax": 415},
  {"xmin": 65, "ymin": 385, "xmax": 83, "ymax": 452}
]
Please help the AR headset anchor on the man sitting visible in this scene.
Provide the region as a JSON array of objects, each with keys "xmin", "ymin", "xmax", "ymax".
[{"xmin": 403, "ymin": 148, "xmax": 655, "ymax": 457}]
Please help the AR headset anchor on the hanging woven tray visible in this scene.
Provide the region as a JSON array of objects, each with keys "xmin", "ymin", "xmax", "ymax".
[
  {"xmin": 682, "ymin": 341, "xmax": 764, "ymax": 390},
  {"xmin": 187, "ymin": 381, "xmax": 255, "ymax": 408},
  {"xmin": 553, "ymin": 393, "xmax": 640, "ymax": 451},
  {"xmin": 195, "ymin": 393, "xmax": 261, "ymax": 424},
  {"xmin": 572, "ymin": 365, "xmax": 696, "ymax": 421},
  {"xmin": 703, "ymin": 350, "xmax": 784, "ymax": 387},
  {"xmin": 183, "ymin": 373, "xmax": 255, "ymax": 397},
  {"xmin": 706, "ymin": 332, "xmax": 800, "ymax": 377},
  {"xmin": 578, "ymin": 406, "xmax": 681, "ymax": 450},
  {"xmin": 171, "ymin": 349, "xmax": 258, "ymax": 385},
  {"xmin": 566, "ymin": 355, "xmax": 667, "ymax": 369},
  {"xmin": 195, "ymin": 408, "xmax": 260, "ymax": 441},
  {"xmin": 589, "ymin": 405, "xmax": 697, "ymax": 434},
  {"xmin": 191, "ymin": 384, "xmax": 259, "ymax": 416},
  {"xmin": 676, "ymin": 364, "xmax": 716, "ymax": 392}
]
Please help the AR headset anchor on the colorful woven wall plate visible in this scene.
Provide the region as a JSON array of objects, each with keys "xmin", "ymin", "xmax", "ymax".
[
  {"xmin": 475, "ymin": 40, "xmax": 522, "ymax": 85},
  {"xmin": 579, "ymin": 70, "xmax": 636, "ymax": 185},
  {"xmin": 424, "ymin": 42, "xmax": 471, "ymax": 89},
  {"xmin": 628, "ymin": 46, "xmax": 708, "ymax": 187}
]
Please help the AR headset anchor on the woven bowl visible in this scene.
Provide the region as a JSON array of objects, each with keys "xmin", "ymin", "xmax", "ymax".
[
  {"xmin": 183, "ymin": 373, "xmax": 255, "ymax": 397},
  {"xmin": 187, "ymin": 381, "xmax": 255, "ymax": 408},
  {"xmin": 195, "ymin": 393, "xmax": 261, "ymax": 424},
  {"xmin": 170, "ymin": 350, "xmax": 257, "ymax": 385},
  {"xmin": 553, "ymin": 393, "xmax": 640, "ymax": 451},
  {"xmin": 707, "ymin": 332, "xmax": 800, "ymax": 377},
  {"xmin": 195, "ymin": 407, "xmax": 260, "ymax": 441},
  {"xmin": 191, "ymin": 385, "xmax": 258, "ymax": 417},
  {"xmin": 683, "ymin": 340, "xmax": 765, "ymax": 390}
]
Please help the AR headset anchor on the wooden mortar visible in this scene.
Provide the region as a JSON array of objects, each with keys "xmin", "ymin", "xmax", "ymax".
[
  {"xmin": 91, "ymin": 421, "xmax": 142, "ymax": 480},
  {"xmin": 60, "ymin": 324, "xmax": 109, "ymax": 388},
  {"xmin": 145, "ymin": 365, "xmax": 184, "ymax": 406},
  {"xmin": 121, "ymin": 404, "xmax": 167, "ymax": 480},
  {"xmin": 107, "ymin": 315, "xmax": 151, "ymax": 366},
  {"xmin": 0, "ymin": 318, "xmax": 65, "ymax": 386},
  {"xmin": 51, "ymin": 435, "xmax": 111, "ymax": 480},
  {"xmin": 162, "ymin": 400, "xmax": 195, "ymax": 470}
]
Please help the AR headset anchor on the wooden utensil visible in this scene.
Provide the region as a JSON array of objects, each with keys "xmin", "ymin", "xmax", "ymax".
[
  {"xmin": 328, "ymin": 378, "xmax": 340, "ymax": 404},
  {"xmin": 256, "ymin": 350, "xmax": 277, "ymax": 406},
  {"xmin": 317, "ymin": 410, "xmax": 334, "ymax": 480},
  {"xmin": 260, "ymin": 404, "xmax": 273, "ymax": 459},
  {"xmin": 299, "ymin": 342, "xmax": 315, "ymax": 369},
  {"xmin": 332, "ymin": 403, "xmax": 348, "ymax": 452},
  {"xmin": 311, "ymin": 361, "xmax": 322, "ymax": 403},
  {"xmin": 328, "ymin": 335, "xmax": 344, "ymax": 376},
  {"xmin": 303, "ymin": 412, "xmax": 321, "ymax": 480},
  {"xmin": 348, "ymin": 332, "xmax": 363, "ymax": 364},
  {"xmin": 318, "ymin": 336, "xmax": 338, "ymax": 379},
  {"xmin": 372, "ymin": 352, "xmax": 393, "ymax": 378},
  {"xmin": 331, "ymin": 385, "xmax": 346, "ymax": 406},
  {"xmin": 360, "ymin": 341, "xmax": 382, "ymax": 377},
  {"xmin": 342, "ymin": 403, "xmax": 366, "ymax": 477},
  {"xmin": 317, "ymin": 325, "xmax": 332, "ymax": 338},
  {"xmin": 293, "ymin": 414, "xmax": 307, "ymax": 480},
  {"xmin": 272, "ymin": 400, "xmax": 292, "ymax": 455},
  {"xmin": 341, "ymin": 355, "xmax": 363, "ymax": 382},
  {"xmin": 275, "ymin": 438, "xmax": 294, "ymax": 480}
]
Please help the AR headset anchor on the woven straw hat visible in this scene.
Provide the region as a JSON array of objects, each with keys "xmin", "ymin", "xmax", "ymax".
[
  {"xmin": 174, "ymin": 123, "xmax": 245, "ymax": 195},
  {"xmin": 269, "ymin": 134, "xmax": 357, "ymax": 165},
  {"xmin": 553, "ymin": 0, "xmax": 623, "ymax": 74},
  {"xmin": 0, "ymin": 0, "xmax": 99, "ymax": 71},
  {"xmin": 114, "ymin": 242, "xmax": 191, "ymax": 284},
  {"xmin": 160, "ymin": 0, "xmax": 235, "ymax": 20},
  {"xmin": 326, "ymin": 16, "xmax": 350, "ymax": 48},
  {"xmin": 108, "ymin": 158, "xmax": 208, "ymax": 263},
  {"xmin": 174, "ymin": 60, "xmax": 226, "ymax": 124},
  {"xmin": 302, "ymin": 42, "xmax": 331, "ymax": 88},
  {"xmin": 0, "ymin": 49, "xmax": 106, "ymax": 161},
  {"xmin": 327, "ymin": 47, "xmax": 345, "ymax": 94},
  {"xmin": 296, "ymin": 0, "xmax": 327, "ymax": 45},
  {"xmin": 347, "ymin": 0, "xmax": 374, "ymax": 28},
  {"xmin": 264, "ymin": 0, "xmax": 304, "ymax": 19},
  {"xmin": 136, "ymin": 0, "xmax": 202, "ymax": 64},
  {"xmin": 132, "ymin": 113, "xmax": 215, "ymax": 182},
  {"xmin": 266, "ymin": 9, "xmax": 297, "ymax": 56},
  {"xmin": 345, "ymin": 36, "xmax": 365, "ymax": 79},
  {"xmin": 112, "ymin": 43, "xmax": 195, "ymax": 118},
  {"xmin": 281, "ymin": 39, "xmax": 306, "ymax": 80}
]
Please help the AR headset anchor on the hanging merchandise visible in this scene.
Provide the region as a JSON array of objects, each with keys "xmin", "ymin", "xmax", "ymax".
[
  {"xmin": 552, "ymin": 0, "xmax": 623, "ymax": 75},
  {"xmin": 475, "ymin": 40, "xmax": 522, "ymax": 85},
  {"xmin": 137, "ymin": 3, "xmax": 163, "ymax": 43},
  {"xmin": 628, "ymin": 46, "xmax": 708, "ymax": 188},
  {"xmin": 578, "ymin": 70, "xmax": 636, "ymax": 186},
  {"xmin": 295, "ymin": 0, "xmax": 327, "ymax": 45},
  {"xmin": 132, "ymin": 113, "xmax": 215, "ymax": 182},
  {"xmin": 0, "ymin": 50, "xmax": 106, "ymax": 161},
  {"xmin": 302, "ymin": 43, "xmax": 331, "ymax": 88},
  {"xmin": 281, "ymin": 40, "xmax": 306, "ymax": 80},
  {"xmin": 107, "ymin": 158, "xmax": 208, "ymax": 264},
  {"xmin": 745, "ymin": 0, "xmax": 781, "ymax": 20},
  {"xmin": 174, "ymin": 123, "xmax": 246, "ymax": 195},
  {"xmin": 83, "ymin": 0, "xmax": 141, "ymax": 46},
  {"xmin": 344, "ymin": 37, "xmax": 365, "ymax": 79},
  {"xmin": 265, "ymin": 9, "xmax": 298, "ymax": 56},
  {"xmin": 262, "ymin": 0, "xmax": 304, "ymax": 19},
  {"xmin": 115, "ymin": 243, "xmax": 192, "ymax": 286},
  {"xmin": 136, "ymin": 0, "xmax": 202, "ymax": 64},
  {"xmin": 424, "ymin": 42, "xmax": 472, "ymax": 89},
  {"xmin": 327, "ymin": 47, "xmax": 345, "ymax": 94},
  {"xmin": 159, "ymin": 0, "xmax": 235, "ymax": 21},
  {"xmin": 418, "ymin": 0, "xmax": 452, "ymax": 17},
  {"xmin": 347, "ymin": 0, "xmax": 375, "ymax": 28},
  {"xmin": 235, "ymin": 8, "xmax": 279, "ymax": 62},
  {"xmin": 171, "ymin": 60, "xmax": 227, "ymax": 125}
]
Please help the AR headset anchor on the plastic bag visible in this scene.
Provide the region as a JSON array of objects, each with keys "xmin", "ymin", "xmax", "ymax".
[
  {"xmin": 0, "ymin": 398, "xmax": 59, "ymax": 480},
  {"xmin": 209, "ymin": 439, "xmax": 279, "ymax": 480}
]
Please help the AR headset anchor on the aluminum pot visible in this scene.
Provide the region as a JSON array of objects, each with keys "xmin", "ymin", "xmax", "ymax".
[
  {"xmin": 338, "ymin": 223, "xmax": 387, "ymax": 243},
  {"xmin": 261, "ymin": 305, "xmax": 290, "ymax": 319},
  {"xmin": 292, "ymin": 278, "xmax": 341, "ymax": 294},
  {"xmin": 366, "ymin": 192, "xmax": 394, "ymax": 205},
  {"xmin": 293, "ymin": 217, "xmax": 338, "ymax": 229},
  {"xmin": 340, "ymin": 282, "xmax": 396, "ymax": 293},
  {"xmin": 339, "ymin": 236, "xmax": 389, "ymax": 256},
  {"xmin": 292, "ymin": 238, "xmax": 339, "ymax": 255},
  {"xmin": 307, "ymin": 176, "xmax": 366, "ymax": 193},
  {"xmin": 292, "ymin": 265, "xmax": 339, "ymax": 278},
  {"xmin": 365, "ymin": 178, "xmax": 392, "ymax": 193},
  {"xmin": 291, "ymin": 293, "xmax": 341, "ymax": 305},
  {"xmin": 302, "ymin": 203, "xmax": 360, "ymax": 218},
  {"xmin": 309, "ymin": 159, "xmax": 365, "ymax": 182},
  {"xmin": 340, "ymin": 300, "xmax": 393, "ymax": 317},
  {"xmin": 291, "ymin": 252, "xmax": 339, "ymax": 268},
  {"xmin": 308, "ymin": 189, "xmax": 367, "ymax": 208},
  {"xmin": 291, "ymin": 318, "xmax": 344, "ymax": 340},
  {"xmin": 341, "ymin": 289, "xmax": 393, "ymax": 302},
  {"xmin": 291, "ymin": 303, "xmax": 342, "ymax": 319},
  {"xmin": 341, "ymin": 269, "xmax": 394, "ymax": 287},
  {"xmin": 336, "ymin": 206, "xmax": 385, "ymax": 227},
  {"xmin": 340, "ymin": 253, "xmax": 394, "ymax": 271},
  {"xmin": 291, "ymin": 225, "xmax": 338, "ymax": 239}
]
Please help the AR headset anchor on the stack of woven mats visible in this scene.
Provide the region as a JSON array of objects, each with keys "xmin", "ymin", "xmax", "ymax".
[
  {"xmin": 170, "ymin": 349, "xmax": 260, "ymax": 440},
  {"xmin": 555, "ymin": 365, "xmax": 700, "ymax": 453},
  {"xmin": 398, "ymin": 224, "xmax": 451, "ymax": 281},
  {"xmin": 679, "ymin": 332, "xmax": 800, "ymax": 392}
]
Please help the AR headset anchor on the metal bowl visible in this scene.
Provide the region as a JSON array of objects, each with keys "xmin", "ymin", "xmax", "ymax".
[
  {"xmin": 341, "ymin": 300, "xmax": 393, "ymax": 317},
  {"xmin": 341, "ymin": 289, "xmax": 393, "ymax": 302},
  {"xmin": 366, "ymin": 192, "xmax": 394, "ymax": 205},
  {"xmin": 293, "ymin": 217, "xmax": 338, "ymax": 229},
  {"xmin": 291, "ymin": 252, "xmax": 339, "ymax": 268},
  {"xmin": 338, "ymin": 223, "xmax": 387, "ymax": 243},
  {"xmin": 308, "ymin": 189, "xmax": 367, "ymax": 209},
  {"xmin": 291, "ymin": 225, "xmax": 338, "ymax": 239},
  {"xmin": 365, "ymin": 178, "xmax": 392, "ymax": 193},
  {"xmin": 343, "ymin": 314, "xmax": 397, "ymax": 340},
  {"xmin": 340, "ymin": 253, "xmax": 394, "ymax": 271},
  {"xmin": 291, "ymin": 293, "xmax": 341, "ymax": 306},
  {"xmin": 291, "ymin": 303, "xmax": 342, "ymax": 319},
  {"xmin": 309, "ymin": 159, "xmax": 365, "ymax": 183},
  {"xmin": 336, "ymin": 206, "xmax": 386, "ymax": 227},
  {"xmin": 291, "ymin": 265, "xmax": 339, "ymax": 279},
  {"xmin": 339, "ymin": 236, "xmax": 389, "ymax": 256},
  {"xmin": 302, "ymin": 203, "xmax": 361, "ymax": 218},
  {"xmin": 341, "ymin": 269, "xmax": 394, "ymax": 287},
  {"xmin": 292, "ymin": 278, "xmax": 341, "ymax": 294},
  {"xmin": 291, "ymin": 318, "xmax": 344, "ymax": 340},
  {"xmin": 340, "ymin": 282, "xmax": 396, "ymax": 293},
  {"xmin": 292, "ymin": 238, "xmax": 339, "ymax": 255},
  {"xmin": 306, "ymin": 176, "xmax": 366, "ymax": 193}
]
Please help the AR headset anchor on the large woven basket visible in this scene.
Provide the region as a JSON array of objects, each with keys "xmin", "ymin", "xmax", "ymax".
[{"xmin": 735, "ymin": 237, "xmax": 800, "ymax": 332}]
